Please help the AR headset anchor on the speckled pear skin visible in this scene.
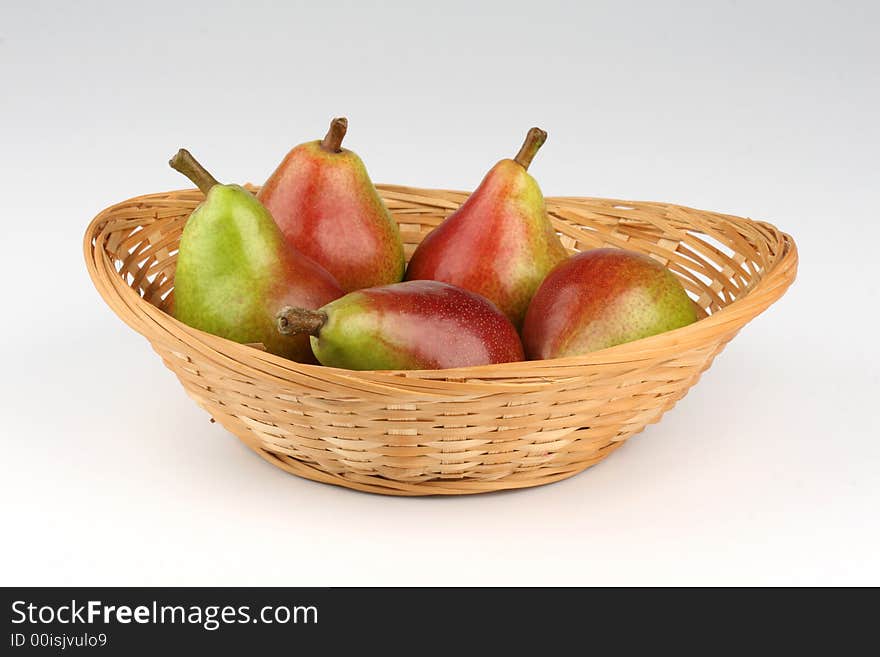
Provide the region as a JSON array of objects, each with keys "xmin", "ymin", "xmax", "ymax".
[
  {"xmin": 307, "ymin": 281, "xmax": 524, "ymax": 370},
  {"xmin": 404, "ymin": 134, "xmax": 567, "ymax": 329},
  {"xmin": 522, "ymin": 248, "xmax": 698, "ymax": 359},
  {"xmin": 174, "ymin": 184, "xmax": 343, "ymax": 362},
  {"xmin": 258, "ymin": 121, "xmax": 405, "ymax": 293}
]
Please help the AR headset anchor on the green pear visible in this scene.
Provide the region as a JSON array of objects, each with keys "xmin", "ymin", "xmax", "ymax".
[{"xmin": 170, "ymin": 149, "xmax": 343, "ymax": 362}]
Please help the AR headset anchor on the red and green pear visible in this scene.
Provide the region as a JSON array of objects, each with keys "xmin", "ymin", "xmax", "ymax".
[
  {"xmin": 276, "ymin": 280, "xmax": 524, "ymax": 370},
  {"xmin": 258, "ymin": 117, "xmax": 405, "ymax": 293},
  {"xmin": 404, "ymin": 127, "xmax": 568, "ymax": 328},
  {"xmin": 169, "ymin": 149, "xmax": 343, "ymax": 363},
  {"xmin": 522, "ymin": 248, "xmax": 698, "ymax": 359}
]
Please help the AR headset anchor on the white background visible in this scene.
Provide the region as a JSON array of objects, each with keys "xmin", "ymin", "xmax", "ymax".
[{"xmin": 1, "ymin": 0, "xmax": 878, "ymax": 585}]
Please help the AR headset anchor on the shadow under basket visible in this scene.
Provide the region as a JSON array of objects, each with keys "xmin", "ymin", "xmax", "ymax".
[{"xmin": 84, "ymin": 185, "xmax": 797, "ymax": 495}]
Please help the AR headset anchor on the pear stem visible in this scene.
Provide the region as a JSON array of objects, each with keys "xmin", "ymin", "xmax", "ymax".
[
  {"xmin": 513, "ymin": 127, "xmax": 548, "ymax": 170},
  {"xmin": 276, "ymin": 307, "xmax": 327, "ymax": 337},
  {"xmin": 169, "ymin": 149, "xmax": 220, "ymax": 195},
  {"xmin": 320, "ymin": 117, "xmax": 348, "ymax": 152}
]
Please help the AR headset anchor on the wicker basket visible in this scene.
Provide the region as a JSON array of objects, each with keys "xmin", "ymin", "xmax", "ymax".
[{"xmin": 84, "ymin": 185, "xmax": 797, "ymax": 495}]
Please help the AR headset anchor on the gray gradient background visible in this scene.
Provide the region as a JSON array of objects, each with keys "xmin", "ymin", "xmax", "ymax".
[{"xmin": 1, "ymin": 0, "xmax": 878, "ymax": 585}]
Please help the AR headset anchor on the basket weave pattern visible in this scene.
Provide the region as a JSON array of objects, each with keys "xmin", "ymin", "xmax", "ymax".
[{"xmin": 84, "ymin": 185, "xmax": 797, "ymax": 495}]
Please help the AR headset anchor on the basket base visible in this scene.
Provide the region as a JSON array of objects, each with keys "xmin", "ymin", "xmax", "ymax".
[
  {"xmin": 243, "ymin": 437, "xmax": 626, "ymax": 496},
  {"xmin": 194, "ymin": 398, "xmax": 632, "ymax": 496}
]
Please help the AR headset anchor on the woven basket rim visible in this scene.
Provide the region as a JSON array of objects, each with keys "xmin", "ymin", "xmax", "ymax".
[{"xmin": 84, "ymin": 186, "xmax": 798, "ymax": 390}]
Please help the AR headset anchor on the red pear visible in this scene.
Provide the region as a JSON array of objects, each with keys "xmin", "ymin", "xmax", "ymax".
[
  {"xmin": 276, "ymin": 281, "xmax": 524, "ymax": 370},
  {"xmin": 258, "ymin": 117, "xmax": 405, "ymax": 292},
  {"xmin": 522, "ymin": 249, "xmax": 698, "ymax": 359},
  {"xmin": 405, "ymin": 127, "xmax": 568, "ymax": 328}
]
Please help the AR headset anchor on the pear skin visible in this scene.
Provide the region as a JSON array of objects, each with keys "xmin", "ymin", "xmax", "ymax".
[
  {"xmin": 405, "ymin": 128, "xmax": 568, "ymax": 328},
  {"xmin": 258, "ymin": 118, "xmax": 405, "ymax": 293},
  {"xmin": 170, "ymin": 150, "xmax": 343, "ymax": 362},
  {"xmin": 277, "ymin": 281, "xmax": 524, "ymax": 371},
  {"xmin": 522, "ymin": 248, "xmax": 698, "ymax": 359}
]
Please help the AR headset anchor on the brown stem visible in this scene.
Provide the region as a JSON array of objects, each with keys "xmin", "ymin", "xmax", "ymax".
[
  {"xmin": 320, "ymin": 117, "xmax": 348, "ymax": 152},
  {"xmin": 169, "ymin": 149, "xmax": 220, "ymax": 195},
  {"xmin": 513, "ymin": 127, "xmax": 548, "ymax": 170},
  {"xmin": 276, "ymin": 307, "xmax": 327, "ymax": 336}
]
